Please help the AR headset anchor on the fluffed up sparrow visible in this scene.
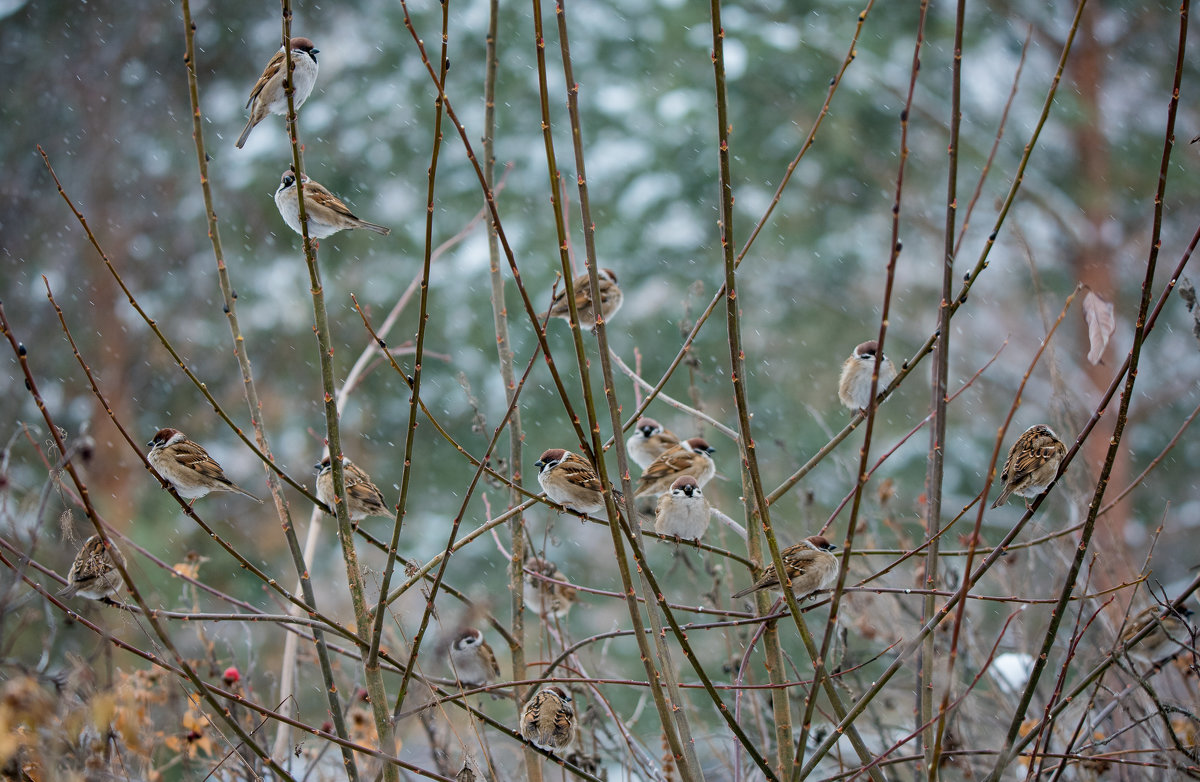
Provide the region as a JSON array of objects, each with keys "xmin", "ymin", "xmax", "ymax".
[
  {"xmin": 147, "ymin": 428, "xmax": 262, "ymax": 502},
  {"xmin": 236, "ymin": 37, "xmax": 319, "ymax": 149},
  {"xmin": 59, "ymin": 535, "xmax": 126, "ymax": 603},
  {"xmin": 1120, "ymin": 605, "xmax": 1194, "ymax": 663},
  {"xmin": 626, "ymin": 417, "xmax": 680, "ymax": 470},
  {"xmin": 524, "ymin": 557, "xmax": 577, "ymax": 619},
  {"xmin": 838, "ymin": 340, "xmax": 898, "ymax": 412},
  {"xmin": 654, "ymin": 476, "xmax": 710, "ymax": 541},
  {"xmin": 535, "ymin": 448, "xmax": 619, "ymax": 516},
  {"xmin": 991, "ymin": 424, "xmax": 1067, "ymax": 508},
  {"xmin": 315, "ymin": 456, "xmax": 391, "ymax": 523},
  {"xmin": 449, "ymin": 628, "xmax": 501, "ymax": 690},
  {"xmin": 635, "ymin": 437, "xmax": 716, "ymax": 499},
  {"xmin": 539, "ymin": 269, "xmax": 623, "ymax": 330},
  {"xmin": 275, "ymin": 170, "xmax": 391, "ymax": 239},
  {"xmin": 731, "ymin": 535, "xmax": 839, "ymax": 600},
  {"xmin": 520, "ymin": 686, "xmax": 576, "ymax": 753}
]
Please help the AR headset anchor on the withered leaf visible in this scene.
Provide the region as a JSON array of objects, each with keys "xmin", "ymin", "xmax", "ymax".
[{"xmin": 1083, "ymin": 291, "xmax": 1115, "ymax": 365}]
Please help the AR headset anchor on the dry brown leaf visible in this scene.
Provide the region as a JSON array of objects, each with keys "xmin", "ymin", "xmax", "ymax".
[{"xmin": 1083, "ymin": 291, "xmax": 1115, "ymax": 365}]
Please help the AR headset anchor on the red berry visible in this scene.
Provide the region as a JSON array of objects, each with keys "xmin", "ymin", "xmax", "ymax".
[{"xmin": 222, "ymin": 666, "xmax": 240, "ymax": 684}]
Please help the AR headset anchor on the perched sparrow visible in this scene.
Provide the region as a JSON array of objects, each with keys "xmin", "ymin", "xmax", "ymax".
[
  {"xmin": 1120, "ymin": 605, "xmax": 1194, "ymax": 663},
  {"xmin": 991, "ymin": 424, "xmax": 1067, "ymax": 508},
  {"xmin": 626, "ymin": 417, "xmax": 680, "ymax": 470},
  {"xmin": 58, "ymin": 535, "xmax": 126, "ymax": 603},
  {"xmin": 524, "ymin": 557, "xmax": 577, "ymax": 619},
  {"xmin": 539, "ymin": 269, "xmax": 623, "ymax": 330},
  {"xmin": 520, "ymin": 686, "xmax": 576, "ymax": 753},
  {"xmin": 236, "ymin": 37, "xmax": 319, "ymax": 149},
  {"xmin": 535, "ymin": 449, "xmax": 612, "ymax": 516},
  {"xmin": 838, "ymin": 340, "xmax": 898, "ymax": 411},
  {"xmin": 449, "ymin": 628, "xmax": 501, "ymax": 690},
  {"xmin": 147, "ymin": 428, "xmax": 262, "ymax": 502},
  {"xmin": 654, "ymin": 476, "xmax": 711, "ymax": 541},
  {"xmin": 274, "ymin": 170, "xmax": 391, "ymax": 239},
  {"xmin": 731, "ymin": 536, "xmax": 839, "ymax": 600},
  {"xmin": 634, "ymin": 438, "xmax": 716, "ymax": 499},
  {"xmin": 315, "ymin": 456, "xmax": 391, "ymax": 523}
]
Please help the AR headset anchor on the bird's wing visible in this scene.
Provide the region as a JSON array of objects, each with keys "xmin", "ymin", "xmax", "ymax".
[
  {"xmin": 246, "ymin": 49, "xmax": 285, "ymax": 108},
  {"xmin": 168, "ymin": 441, "xmax": 233, "ymax": 484}
]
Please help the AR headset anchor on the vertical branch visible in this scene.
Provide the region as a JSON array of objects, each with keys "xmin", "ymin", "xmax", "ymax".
[
  {"xmin": 985, "ymin": 0, "xmax": 1189, "ymax": 776},
  {"xmin": 527, "ymin": 0, "xmax": 692, "ymax": 772},
  {"xmin": 553, "ymin": 1, "xmax": 705, "ymax": 778},
  {"xmin": 705, "ymin": 3, "xmax": 793, "ymax": 777},
  {"xmin": 178, "ymin": 2, "xmax": 354, "ymax": 772},
  {"xmin": 366, "ymin": 0, "xmax": 447, "ymax": 672},
  {"xmin": 708, "ymin": 2, "xmax": 887, "ymax": 780},
  {"xmin": 797, "ymin": 0, "xmax": 928, "ymax": 771},
  {"xmin": 480, "ymin": 0, "xmax": 537, "ymax": 778},
  {"xmin": 919, "ymin": 0, "xmax": 965, "ymax": 772},
  {"xmin": 277, "ymin": 1, "xmax": 395, "ymax": 777}
]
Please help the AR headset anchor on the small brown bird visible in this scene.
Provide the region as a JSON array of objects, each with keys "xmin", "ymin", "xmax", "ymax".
[
  {"xmin": 147, "ymin": 428, "xmax": 262, "ymax": 502},
  {"xmin": 449, "ymin": 628, "xmax": 502, "ymax": 690},
  {"xmin": 535, "ymin": 449, "xmax": 611, "ymax": 515},
  {"xmin": 59, "ymin": 535, "xmax": 126, "ymax": 603},
  {"xmin": 838, "ymin": 340, "xmax": 898, "ymax": 412},
  {"xmin": 524, "ymin": 557, "xmax": 578, "ymax": 619},
  {"xmin": 1120, "ymin": 605, "xmax": 1193, "ymax": 663},
  {"xmin": 315, "ymin": 456, "xmax": 391, "ymax": 523},
  {"xmin": 626, "ymin": 417, "xmax": 680, "ymax": 470},
  {"xmin": 274, "ymin": 170, "xmax": 391, "ymax": 239},
  {"xmin": 991, "ymin": 424, "xmax": 1067, "ymax": 508},
  {"xmin": 731, "ymin": 536, "xmax": 840, "ymax": 600},
  {"xmin": 634, "ymin": 438, "xmax": 716, "ymax": 499},
  {"xmin": 539, "ymin": 269, "xmax": 623, "ymax": 330},
  {"xmin": 520, "ymin": 686, "xmax": 576, "ymax": 752},
  {"xmin": 654, "ymin": 476, "xmax": 711, "ymax": 541},
  {"xmin": 236, "ymin": 37, "xmax": 319, "ymax": 149}
]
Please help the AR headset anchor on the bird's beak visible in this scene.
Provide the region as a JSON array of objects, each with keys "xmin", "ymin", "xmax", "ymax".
[
  {"xmin": 146, "ymin": 439, "xmax": 155, "ymax": 447},
  {"xmin": 828, "ymin": 544, "xmax": 840, "ymax": 551},
  {"xmin": 533, "ymin": 460, "xmax": 545, "ymax": 469},
  {"xmin": 313, "ymin": 463, "xmax": 323, "ymax": 471}
]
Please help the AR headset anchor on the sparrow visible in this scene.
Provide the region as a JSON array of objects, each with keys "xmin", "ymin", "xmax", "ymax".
[
  {"xmin": 236, "ymin": 37, "xmax": 319, "ymax": 149},
  {"xmin": 838, "ymin": 340, "xmax": 898, "ymax": 412},
  {"xmin": 1120, "ymin": 605, "xmax": 1194, "ymax": 663},
  {"xmin": 626, "ymin": 417, "xmax": 680, "ymax": 470},
  {"xmin": 274, "ymin": 170, "xmax": 391, "ymax": 239},
  {"xmin": 449, "ymin": 628, "xmax": 502, "ymax": 690},
  {"xmin": 523, "ymin": 557, "xmax": 577, "ymax": 619},
  {"xmin": 731, "ymin": 536, "xmax": 840, "ymax": 600},
  {"xmin": 991, "ymin": 424, "xmax": 1067, "ymax": 508},
  {"xmin": 654, "ymin": 476, "xmax": 710, "ymax": 541},
  {"xmin": 535, "ymin": 449, "xmax": 613, "ymax": 516},
  {"xmin": 58, "ymin": 535, "xmax": 126, "ymax": 603},
  {"xmin": 634, "ymin": 438, "xmax": 716, "ymax": 499},
  {"xmin": 147, "ymin": 428, "xmax": 262, "ymax": 502},
  {"xmin": 315, "ymin": 456, "xmax": 391, "ymax": 523},
  {"xmin": 539, "ymin": 269, "xmax": 623, "ymax": 330},
  {"xmin": 520, "ymin": 686, "xmax": 576, "ymax": 753}
]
